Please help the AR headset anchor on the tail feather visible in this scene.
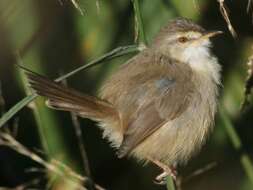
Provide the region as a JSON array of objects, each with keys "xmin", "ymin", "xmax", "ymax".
[{"xmin": 26, "ymin": 72, "xmax": 119, "ymax": 121}]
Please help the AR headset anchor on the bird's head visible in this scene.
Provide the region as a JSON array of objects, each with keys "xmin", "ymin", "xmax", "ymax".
[{"xmin": 152, "ymin": 18, "xmax": 222, "ymax": 64}]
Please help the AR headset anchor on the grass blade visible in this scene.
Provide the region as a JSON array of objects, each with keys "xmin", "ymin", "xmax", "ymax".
[
  {"xmin": 219, "ymin": 106, "xmax": 253, "ymax": 186},
  {"xmin": 0, "ymin": 94, "xmax": 37, "ymax": 127}
]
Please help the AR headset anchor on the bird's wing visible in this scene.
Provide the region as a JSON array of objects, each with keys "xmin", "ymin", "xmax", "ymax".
[{"xmin": 115, "ymin": 53, "xmax": 195, "ymax": 157}]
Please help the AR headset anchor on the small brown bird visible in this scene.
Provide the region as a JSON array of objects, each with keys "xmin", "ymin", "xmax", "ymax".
[{"xmin": 26, "ymin": 18, "xmax": 222, "ymax": 182}]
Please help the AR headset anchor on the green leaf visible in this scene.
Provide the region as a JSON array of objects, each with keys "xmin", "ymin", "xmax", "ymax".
[{"xmin": 0, "ymin": 94, "xmax": 37, "ymax": 127}]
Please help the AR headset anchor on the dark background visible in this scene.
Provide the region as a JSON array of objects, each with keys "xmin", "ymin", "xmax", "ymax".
[{"xmin": 0, "ymin": 0, "xmax": 253, "ymax": 189}]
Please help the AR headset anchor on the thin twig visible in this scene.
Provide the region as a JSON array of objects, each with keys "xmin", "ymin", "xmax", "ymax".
[
  {"xmin": 70, "ymin": 113, "xmax": 92, "ymax": 177},
  {"xmin": 183, "ymin": 162, "xmax": 217, "ymax": 183},
  {"xmin": 0, "ymin": 132, "xmax": 106, "ymax": 190},
  {"xmin": 70, "ymin": 0, "xmax": 85, "ymax": 15},
  {"xmin": 0, "ymin": 179, "xmax": 40, "ymax": 190},
  {"xmin": 57, "ymin": 0, "xmax": 84, "ymax": 15},
  {"xmin": 25, "ymin": 167, "xmax": 47, "ymax": 174},
  {"xmin": 241, "ymin": 53, "xmax": 253, "ymax": 110},
  {"xmin": 61, "ymin": 78, "xmax": 93, "ymax": 188},
  {"xmin": 0, "ymin": 132, "xmax": 86, "ymax": 182},
  {"xmin": 217, "ymin": 0, "xmax": 237, "ymax": 38}
]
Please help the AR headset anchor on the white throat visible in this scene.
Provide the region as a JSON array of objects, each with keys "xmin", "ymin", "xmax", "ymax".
[{"xmin": 181, "ymin": 43, "xmax": 221, "ymax": 85}]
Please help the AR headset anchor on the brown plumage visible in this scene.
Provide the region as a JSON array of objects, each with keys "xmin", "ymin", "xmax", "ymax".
[
  {"xmin": 26, "ymin": 18, "xmax": 222, "ymax": 180},
  {"xmin": 100, "ymin": 52, "xmax": 195, "ymax": 157}
]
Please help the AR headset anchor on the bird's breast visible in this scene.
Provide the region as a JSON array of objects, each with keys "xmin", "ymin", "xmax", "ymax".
[{"xmin": 132, "ymin": 64, "xmax": 220, "ymax": 166}]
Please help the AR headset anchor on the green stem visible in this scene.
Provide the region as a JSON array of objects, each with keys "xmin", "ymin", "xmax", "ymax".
[
  {"xmin": 166, "ymin": 176, "xmax": 176, "ymax": 190},
  {"xmin": 0, "ymin": 45, "xmax": 139, "ymax": 128},
  {"xmin": 131, "ymin": 0, "xmax": 147, "ymax": 45},
  {"xmin": 219, "ymin": 106, "xmax": 253, "ymax": 186}
]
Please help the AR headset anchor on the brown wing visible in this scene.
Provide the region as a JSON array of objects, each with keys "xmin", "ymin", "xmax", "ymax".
[{"xmin": 101, "ymin": 51, "xmax": 195, "ymax": 158}]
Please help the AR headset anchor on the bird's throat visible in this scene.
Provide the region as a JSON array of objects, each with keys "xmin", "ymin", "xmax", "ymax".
[{"xmin": 182, "ymin": 45, "xmax": 221, "ymax": 85}]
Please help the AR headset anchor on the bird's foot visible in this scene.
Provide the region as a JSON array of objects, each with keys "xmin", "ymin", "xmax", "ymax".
[
  {"xmin": 154, "ymin": 168, "xmax": 177, "ymax": 185},
  {"xmin": 148, "ymin": 157, "xmax": 177, "ymax": 185}
]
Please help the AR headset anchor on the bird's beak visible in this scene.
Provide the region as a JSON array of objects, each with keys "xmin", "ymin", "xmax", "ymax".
[
  {"xmin": 191, "ymin": 30, "xmax": 223, "ymax": 46},
  {"xmin": 201, "ymin": 31, "xmax": 223, "ymax": 40}
]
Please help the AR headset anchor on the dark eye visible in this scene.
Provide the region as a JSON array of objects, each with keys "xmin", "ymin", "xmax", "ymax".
[{"xmin": 178, "ymin": 36, "xmax": 188, "ymax": 43}]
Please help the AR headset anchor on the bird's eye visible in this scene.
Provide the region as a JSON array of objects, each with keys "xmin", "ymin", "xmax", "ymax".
[{"xmin": 178, "ymin": 36, "xmax": 188, "ymax": 43}]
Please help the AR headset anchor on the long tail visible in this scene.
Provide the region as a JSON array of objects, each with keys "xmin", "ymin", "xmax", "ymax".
[{"xmin": 26, "ymin": 72, "xmax": 119, "ymax": 122}]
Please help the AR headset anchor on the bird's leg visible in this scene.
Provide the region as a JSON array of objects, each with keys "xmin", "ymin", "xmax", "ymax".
[{"xmin": 148, "ymin": 157, "xmax": 177, "ymax": 184}]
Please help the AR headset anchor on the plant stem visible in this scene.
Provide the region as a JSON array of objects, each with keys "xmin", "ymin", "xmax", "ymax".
[
  {"xmin": 219, "ymin": 106, "xmax": 253, "ymax": 186},
  {"xmin": 61, "ymin": 78, "xmax": 94, "ymax": 189},
  {"xmin": 131, "ymin": 0, "xmax": 147, "ymax": 45},
  {"xmin": 166, "ymin": 176, "xmax": 176, "ymax": 190}
]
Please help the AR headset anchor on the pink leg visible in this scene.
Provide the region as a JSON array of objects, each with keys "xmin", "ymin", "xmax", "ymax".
[{"xmin": 148, "ymin": 157, "xmax": 177, "ymax": 184}]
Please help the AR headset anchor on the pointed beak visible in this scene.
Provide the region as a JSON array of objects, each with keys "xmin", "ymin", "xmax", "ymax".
[
  {"xmin": 191, "ymin": 30, "xmax": 223, "ymax": 46},
  {"xmin": 201, "ymin": 30, "xmax": 223, "ymax": 39}
]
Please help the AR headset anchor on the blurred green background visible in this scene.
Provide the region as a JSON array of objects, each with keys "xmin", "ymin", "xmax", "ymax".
[{"xmin": 0, "ymin": 0, "xmax": 253, "ymax": 189}]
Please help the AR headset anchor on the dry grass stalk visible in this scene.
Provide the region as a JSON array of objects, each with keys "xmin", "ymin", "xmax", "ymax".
[
  {"xmin": 70, "ymin": 0, "xmax": 84, "ymax": 15},
  {"xmin": 0, "ymin": 132, "xmax": 106, "ymax": 190},
  {"xmin": 0, "ymin": 132, "xmax": 85, "ymax": 181},
  {"xmin": 0, "ymin": 179, "xmax": 40, "ymax": 190},
  {"xmin": 183, "ymin": 162, "xmax": 217, "ymax": 183},
  {"xmin": 174, "ymin": 162, "xmax": 217, "ymax": 190},
  {"xmin": 241, "ymin": 51, "xmax": 253, "ymax": 110},
  {"xmin": 217, "ymin": 0, "xmax": 237, "ymax": 37},
  {"xmin": 248, "ymin": 0, "xmax": 252, "ymax": 13},
  {"xmin": 61, "ymin": 78, "xmax": 92, "ymax": 180},
  {"xmin": 70, "ymin": 113, "xmax": 93, "ymax": 178}
]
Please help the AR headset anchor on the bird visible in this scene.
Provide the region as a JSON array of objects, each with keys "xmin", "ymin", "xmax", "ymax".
[{"xmin": 26, "ymin": 17, "xmax": 222, "ymax": 183}]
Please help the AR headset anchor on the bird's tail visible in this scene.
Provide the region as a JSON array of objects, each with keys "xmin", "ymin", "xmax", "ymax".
[{"xmin": 26, "ymin": 72, "xmax": 119, "ymax": 123}]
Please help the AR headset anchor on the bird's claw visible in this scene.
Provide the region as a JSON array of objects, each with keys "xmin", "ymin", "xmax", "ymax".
[
  {"xmin": 153, "ymin": 169, "xmax": 177, "ymax": 185},
  {"xmin": 153, "ymin": 171, "xmax": 168, "ymax": 185}
]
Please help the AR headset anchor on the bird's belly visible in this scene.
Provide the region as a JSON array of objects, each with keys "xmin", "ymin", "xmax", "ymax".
[{"xmin": 131, "ymin": 98, "xmax": 215, "ymax": 166}]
